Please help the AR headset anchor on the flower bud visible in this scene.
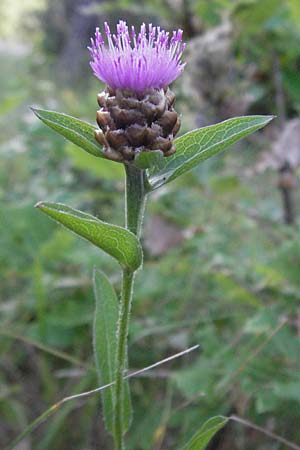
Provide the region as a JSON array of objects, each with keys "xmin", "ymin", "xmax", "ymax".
[{"xmin": 94, "ymin": 87, "xmax": 181, "ymax": 162}]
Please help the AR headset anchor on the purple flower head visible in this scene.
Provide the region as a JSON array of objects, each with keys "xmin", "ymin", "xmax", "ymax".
[{"xmin": 88, "ymin": 20, "xmax": 185, "ymax": 92}]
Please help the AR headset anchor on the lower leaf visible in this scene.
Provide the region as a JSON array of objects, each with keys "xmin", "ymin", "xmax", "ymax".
[
  {"xmin": 93, "ymin": 269, "xmax": 132, "ymax": 434},
  {"xmin": 182, "ymin": 416, "xmax": 228, "ymax": 450}
]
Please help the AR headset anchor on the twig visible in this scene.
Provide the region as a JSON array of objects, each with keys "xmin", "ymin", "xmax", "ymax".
[
  {"xmin": 6, "ymin": 345, "xmax": 199, "ymax": 450},
  {"xmin": 61, "ymin": 344, "xmax": 199, "ymax": 403},
  {"xmin": 230, "ymin": 415, "xmax": 300, "ymax": 450}
]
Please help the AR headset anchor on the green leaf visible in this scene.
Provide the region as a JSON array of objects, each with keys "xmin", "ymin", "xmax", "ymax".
[
  {"xmin": 32, "ymin": 108, "xmax": 104, "ymax": 158},
  {"xmin": 134, "ymin": 150, "xmax": 164, "ymax": 169},
  {"xmin": 182, "ymin": 416, "xmax": 228, "ymax": 450},
  {"xmin": 148, "ymin": 115, "xmax": 274, "ymax": 189},
  {"xmin": 93, "ymin": 269, "xmax": 132, "ymax": 434},
  {"xmin": 35, "ymin": 202, "xmax": 142, "ymax": 271}
]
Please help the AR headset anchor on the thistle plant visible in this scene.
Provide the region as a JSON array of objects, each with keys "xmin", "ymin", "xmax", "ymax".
[{"xmin": 29, "ymin": 20, "xmax": 273, "ymax": 450}]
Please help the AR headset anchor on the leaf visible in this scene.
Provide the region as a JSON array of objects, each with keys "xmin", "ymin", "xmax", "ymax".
[
  {"xmin": 134, "ymin": 150, "xmax": 164, "ymax": 169},
  {"xmin": 93, "ymin": 269, "xmax": 132, "ymax": 434},
  {"xmin": 182, "ymin": 416, "xmax": 228, "ymax": 450},
  {"xmin": 35, "ymin": 202, "xmax": 142, "ymax": 271},
  {"xmin": 148, "ymin": 115, "xmax": 274, "ymax": 189},
  {"xmin": 32, "ymin": 108, "xmax": 105, "ymax": 158}
]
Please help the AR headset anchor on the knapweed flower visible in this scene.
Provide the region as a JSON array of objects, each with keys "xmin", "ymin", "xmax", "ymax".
[
  {"xmin": 88, "ymin": 21, "xmax": 185, "ymax": 162},
  {"xmin": 89, "ymin": 21, "xmax": 185, "ymax": 92}
]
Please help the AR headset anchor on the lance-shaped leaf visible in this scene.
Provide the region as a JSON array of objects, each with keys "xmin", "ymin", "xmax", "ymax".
[
  {"xmin": 35, "ymin": 202, "xmax": 142, "ymax": 271},
  {"xmin": 148, "ymin": 115, "xmax": 274, "ymax": 189},
  {"xmin": 32, "ymin": 108, "xmax": 105, "ymax": 158},
  {"xmin": 93, "ymin": 269, "xmax": 132, "ymax": 434},
  {"xmin": 182, "ymin": 416, "xmax": 228, "ymax": 450}
]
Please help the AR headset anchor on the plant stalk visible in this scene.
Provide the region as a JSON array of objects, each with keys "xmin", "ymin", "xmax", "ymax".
[
  {"xmin": 113, "ymin": 163, "xmax": 147, "ymax": 450},
  {"xmin": 124, "ymin": 163, "xmax": 147, "ymax": 237}
]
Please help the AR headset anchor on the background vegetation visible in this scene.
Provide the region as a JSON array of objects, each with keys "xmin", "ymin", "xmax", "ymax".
[{"xmin": 1, "ymin": 1, "xmax": 300, "ymax": 449}]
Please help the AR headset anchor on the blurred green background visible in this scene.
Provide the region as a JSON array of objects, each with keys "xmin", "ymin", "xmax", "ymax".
[{"xmin": 1, "ymin": 1, "xmax": 300, "ymax": 449}]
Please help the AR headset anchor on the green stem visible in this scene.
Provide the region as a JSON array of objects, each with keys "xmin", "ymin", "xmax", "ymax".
[
  {"xmin": 113, "ymin": 163, "xmax": 147, "ymax": 450},
  {"xmin": 124, "ymin": 163, "xmax": 147, "ymax": 237},
  {"xmin": 113, "ymin": 269, "xmax": 134, "ymax": 450}
]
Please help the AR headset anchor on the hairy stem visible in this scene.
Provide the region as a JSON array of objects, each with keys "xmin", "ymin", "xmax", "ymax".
[
  {"xmin": 113, "ymin": 164, "xmax": 147, "ymax": 450},
  {"xmin": 113, "ymin": 269, "xmax": 134, "ymax": 450},
  {"xmin": 124, "ymin": 163, "xmax": 147, "ymax": 237}
]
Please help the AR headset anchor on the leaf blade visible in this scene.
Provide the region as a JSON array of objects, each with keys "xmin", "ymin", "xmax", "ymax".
[
  {"xmin": 35, "ymin": 202, "xmax": 142, "ymax": 271},
  {"xmin": 32, "ymin": 108, "xmax": 104, "ymax": 158},
  {"xmin": 93, "ymin": 269, "xmax": 132, "ymax": 434},
  {"xmin": 148, "ymin": 115, "xmax": 274, "ymax": 189},
  {"xmin": 182, "ymin": 416, "xmax": 228, "ymax": 450}
]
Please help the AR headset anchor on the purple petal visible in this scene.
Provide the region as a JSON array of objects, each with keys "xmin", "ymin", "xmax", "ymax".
[{"xmin": 88, "ymin": 20, "xmax": 185, "ymax": 92}]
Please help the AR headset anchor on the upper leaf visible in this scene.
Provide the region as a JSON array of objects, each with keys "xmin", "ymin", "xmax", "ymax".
[
  {"xmin": 35, "ymin": 202, "xmax": 142, "ymax": 271},
  {"xmin": 148, "ymin": 115, "xmax": 274, "ymax": 189},
  {"xmin": 182, "ymin": 416, "xmax": 228, "ymax": 450},
  {"xmin": 32, "ymin": 108, "xmax": 105, "ymax": 158},
  {"xmin": 93, "ymin": 269, "xmax": 132, "ymax": 434}
]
